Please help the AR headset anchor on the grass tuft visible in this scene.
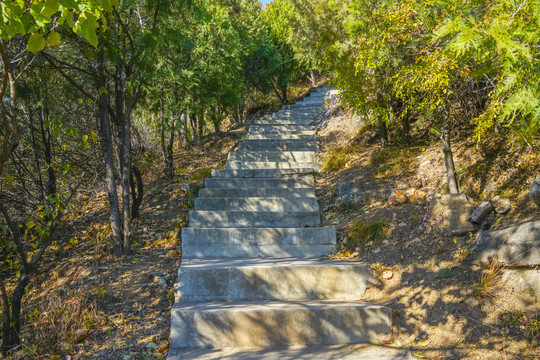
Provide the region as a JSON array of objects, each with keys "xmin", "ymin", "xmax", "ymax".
[
  {"xmin": 190, "ymin": 167, "xmax": 212, "ymax": 181},
  {"xmin": 344, "ymin": 219, "xmax": 389, "ymax": 250},
  {"xmin": 323, "ymin": 145, "xmax": 357, "ymax": 172},
  {"xmin": 474, "ymin": 256, "xmax": 504, "ymax": 301}
]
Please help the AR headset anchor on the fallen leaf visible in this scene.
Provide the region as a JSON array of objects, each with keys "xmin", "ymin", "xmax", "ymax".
[
  {"xmin": 416, "ymin": 339, "xmax": 429, "ymax": 347},
  {"xmin": 382, "ymin": 270, "xmax": 394, "ymax": 280}
]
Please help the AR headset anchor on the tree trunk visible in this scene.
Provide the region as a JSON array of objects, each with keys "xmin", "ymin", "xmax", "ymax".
[
  {"xmin": 180, "ymin": 111, "xmax": 188, "ymax": 148},
  {"xmin": 189, "ymin": 112, "xmax": 198, "ymax": 144},
  {"xmin": 197, "ymin": 108, "xmax": 204, "ymax": 141},
  {"xmin": 97, "ymin": 54, "xmax": 123, "ymax": 255},
  {"xmin": 281, "ymin": 86, "xmax": 288, "ymax": 104},
  {"xmin": 159, "ymin": 97, "xmax": 175, "ymax": 178},
  {"xmin": 130, "ymin": 165, "xmax": 144, "ymax": 219},
  {"xmin": 441, "ymin": 118, "xmax": 460, "ymax": 194},
  {"xmin": 310, "ymin": 71, "xmax": 317, "ymax": 87},
  {"xmin": 401, "ymin": 113, "xmax": 410, "ymax": 142},
  {"xmin": 0, "ymin": 278, "xmax": 11, "ymax": 354},
  {"xmin": 379, "ymin": 119, "xmax": 388, "ymax": 147}
]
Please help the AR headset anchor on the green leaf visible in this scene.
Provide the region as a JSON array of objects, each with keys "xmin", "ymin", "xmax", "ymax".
[
  {"xmin": 59, "ymin": 0, "xmax": 77, "ymax": 8},
  {"xmin": 46, "ymin": 30, "xmax": 61, "ymax": 46},
  {"xmin": 27, "ymin": 220, "xmax": 35, "ymax": 229},
  {"xmin": 41, "ymin": 0, "xmax": 60, "ymax": 18},
  {"xmin": 27, "ymin": 33, "xmax": 46, "ymax": 53},
  {"xmin": 80, "ymin": 19, "xmax": 98, "ymax": 48},
  {"xmin": 90, "ymin": 131, "xmax": 97, "ymax": 143}
]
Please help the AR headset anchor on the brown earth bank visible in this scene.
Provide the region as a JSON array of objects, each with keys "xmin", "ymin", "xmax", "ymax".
[{"xmin": 316, "ymin": 104, "xmax": 540, "ymax": 359}]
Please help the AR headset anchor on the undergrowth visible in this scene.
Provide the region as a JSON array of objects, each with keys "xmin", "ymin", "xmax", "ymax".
[
  {"xmin": 369, "ymin": 146, "xmax": 423, "ymax": 177},
  {"xmin": 323, "ymin": 145, "xmax": 358, "ymax": 172},
  {"xmin": 344, "ymin": 219, "xmax": 389, "ymax": 251}
]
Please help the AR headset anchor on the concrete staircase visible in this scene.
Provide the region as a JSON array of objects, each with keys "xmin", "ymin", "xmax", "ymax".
[{"xmin": 168, "ymin": 88, "xmax": 409, "ymax": 359}]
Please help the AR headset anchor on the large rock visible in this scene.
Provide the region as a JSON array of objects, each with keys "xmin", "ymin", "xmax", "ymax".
[
  {"xmin": 530, "ymin": 176, "xmax": 540, "ymax": 207},
  {"xmin": 474, "ymin": 220, "xmax": 540, "ymax": 266},
  {"xmin": 430, "ymin": 194, "xmax": 476, "ymax": 236},
  {"xmin": 502, "ymin": 269, "xmax": 540, "ymax": 297}
]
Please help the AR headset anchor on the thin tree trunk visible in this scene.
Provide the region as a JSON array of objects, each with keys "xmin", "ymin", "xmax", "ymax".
[
  {"xmin": 130, "ymin": 165, "xmax": 144, "ymax": 219},
  {"xmin": 189, "ymin": 112, "xmax": 198, "ymax": 144},
  {"xmin": 441, "ymin": 118, "xmax": 460, "ymax": 194},
  {"xmin": 0, "ymin": 278, "xmax": 11, "ymax": 354},
  {"xmin": 98, "ymin": 55, "xmax": 123, "ymax": 255},
  {"xmin": 379, "ymin": 119, "xmax": 388, "ymax": 147},
  {"xmin": 198, "ymin": 108, "xmax": 204, "ymax": 140},
  {"xmin": 120, "ymin": 95, "xmax": 132, "ymax": 255},
  {"xmin": 180, "ymin": 111, "xmax": 188, "ymax": 148}
]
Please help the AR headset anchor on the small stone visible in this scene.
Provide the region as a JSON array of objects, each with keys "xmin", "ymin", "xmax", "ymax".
[
  {"xmin": 373, "ymin": 248, "xmax": 381, "ymax": 254},
  {"xmin": 470, "ymin": 201, "xmax": 495, "ymax": 224},
  {"xmin": 405, "ymin": 188, "xmax": 427, "ymax": 205},
  {"xmin": 491, "ymin": 196, "xmax": 511, "ymax": 214},
  {"xmin": 388, "ymin": 190, "xmax": 407, "ymax": 205},
  {"xmin": 530, "ymin": 177, "xmax": 540, "ymax": 208},
  {"xmin": 412, "ymin": 237, "xmax": 421, "ymax": 244}
]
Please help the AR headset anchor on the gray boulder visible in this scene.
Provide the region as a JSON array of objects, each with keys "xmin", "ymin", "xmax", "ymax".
[
  {"xmin": 336, "ymin": 182, "xmax": 364, "ymax": 210},
  {"xmin": 474, "ymin": 220, "xmax": 540, "ymax": 266},
  {"xmin": 470, "ymin": 201, "xmax": 495, "ymax": 224},
  {"xmin": 530, "ymin": 177, "xmax": 540, "ymax": 207}
]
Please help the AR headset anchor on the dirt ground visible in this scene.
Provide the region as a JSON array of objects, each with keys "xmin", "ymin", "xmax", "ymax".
[{"xmin": 316, "ymin": 105, "xmax": 540, "ymax": 359}]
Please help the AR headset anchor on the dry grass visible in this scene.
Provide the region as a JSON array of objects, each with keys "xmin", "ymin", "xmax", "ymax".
[{"xmin": 473, "ymin": 256, "xmax": 505, "ymax": 302}]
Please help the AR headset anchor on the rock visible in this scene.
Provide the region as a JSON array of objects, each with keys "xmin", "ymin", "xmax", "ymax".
[
  {"xmin": 405, "ymin": 188, "xmax": 427, "ymax": 205},
  {"xmin": 388, "ymin": 190, "xmax": 407, "ymax": 205},
  {"xmin": 502, "ymin": 269, "xmax": 540, "ymax": 297},
  {"xmin": 430, "ymin": 194, "xmax": 476, "ymax": 236},
  {"xmin": 491, "ymin": 196, "xmax": 511, "ymax": 214},
  {"xmin": 529, "ymin": 177, "xmax": 540, "ymax": 207},
  {"xmin": 336, "ymin": 182, "xmax": 364, "ymax": 210},
  {"xmin": 474, "ymin": 220, "xmax": 540, "ymax": 266},
  {"xmin": 470, "ymin": 201, "xmax": 495, "ymax": 224}
]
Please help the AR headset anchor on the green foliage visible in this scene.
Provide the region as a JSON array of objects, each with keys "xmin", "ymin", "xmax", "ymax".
[
  {"xmin": 322, "ymin": 145, "xmax": 356, "ymax": 172},
  {"xmin": 190, "ymin": 167, "xmax": 212, "ymax": 181},
  {"xmin": 344, "ymin": 219, "xmax": 389, "ymax": 251}
]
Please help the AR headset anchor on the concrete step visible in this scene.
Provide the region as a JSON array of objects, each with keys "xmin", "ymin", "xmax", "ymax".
[
  {"xmin": 249, "ymin": 125, "xmax": 314, "ymax": 132},
  {"xmin": 199, "ymin": 188, "xmax": 316, "ymax": 198},
  {"xmin": 169, "ymin": 344, "xmax": 413, "ymax": 360},
  {"xmin": 193, "ymin": 197, "xmax": 319, "ymax": 212},
  {"xmin": 248, "ymin": 130, "xmax": 316, "ymax": 136},
  {"xmin": 211, "ymin": 168, "xmax": 315, "ymax": 178},
  {"xmin": 239, "ymin": 141, "xmax": 317, "ymax": 152},
  {"xmin": 181, "ymin": 227, "xmax": 336, "ymax": 258},
  {"xmin": 283, "ymin": 104, "xmax": 323, "ymax": 110},
  {"xmin": 188, "ymin": 210, "xmax": 320, "ymax": 228},
  {"xmin": 252, "ymin": 119, "xmax": 314, "ymax": 126},
  {"xmin": 204, "ymin": 177, "xmax": 314, "ymax": 189},
  {"xmin": 225, "ymin": 161, "xmax": 319, "ymax": 170},
  {"xmin": 170, "ymin": 300, "xmax": 392, "ymax": 349},
  {"xmin": 176, "ymin": 258, "xmax": 375, "ymax": 302},
  {"xmin": 246, "ymin": 134, "xmax": 316, "ymax": 141},
  {"xmin": 228, "ymin": 151, "xmax": 317, "ymax": 163}
]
